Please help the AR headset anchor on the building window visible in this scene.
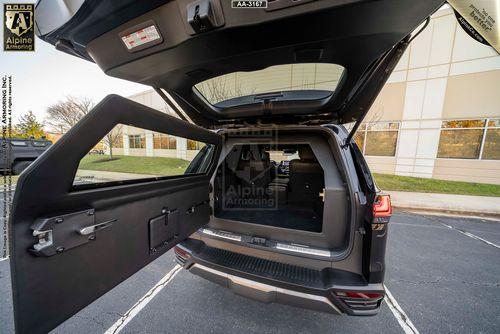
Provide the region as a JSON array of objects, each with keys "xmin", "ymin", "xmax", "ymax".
[
  {"xmin": 354, "ymin": 124, "xmax": 366, "ymax": 150},
  {"xmin": 153, "ymin": 133, "xmax": 177, "ymax": 149},
  {"xmin": 437, "ymin": 119, "xmax": 499, "ymax": 160},
  {"xmin": 187, "ymin": 140, "xmax": 205, "ymax": 150},
  {"xmin": 482, "ymin": 119, "xmax": 500, "ymax": 160},
  {"xmin": 354, "ymin": 122, "xmax": 399, "ymax": 157},
  {"xmin": 128, "ymin": 135, "xmax": 145, "ymax": 149}
]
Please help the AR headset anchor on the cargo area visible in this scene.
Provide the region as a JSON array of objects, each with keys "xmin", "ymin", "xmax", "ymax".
[
  {"xmin": 210, "ymin": 130, "xmax": 350, "ymax": 250},
  {"xmin": 213, "ymin": 143, "xmax": 326, "ymax": 233}
]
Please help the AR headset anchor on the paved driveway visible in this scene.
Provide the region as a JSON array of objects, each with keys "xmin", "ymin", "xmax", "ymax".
[{"xmin": 1, "ymin": 211, "xmax": 499, "ymax": 333}]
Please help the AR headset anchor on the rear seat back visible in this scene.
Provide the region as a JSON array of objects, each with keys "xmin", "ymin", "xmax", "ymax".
[
  {"xmin": 237, "ymin": 146, "xmax": 272, "ymax": 189},
  {"xmin": 289, "ymin": 147, "xmax": 324, "ymax": 203}
]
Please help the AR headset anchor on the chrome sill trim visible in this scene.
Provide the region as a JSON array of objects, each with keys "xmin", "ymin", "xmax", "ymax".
[
  {"xmin": 200, "ymin": 227, "xmax": 332, "ymax": 258},
  {"xmin": 276, "ymin": 243, "xmax": 331, "ymax": 257},
  {"xmin": 202, "ymin": 228, "xmax": 242, "ymax": 242}
]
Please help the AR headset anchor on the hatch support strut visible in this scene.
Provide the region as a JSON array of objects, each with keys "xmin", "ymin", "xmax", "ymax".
[
  {"xmin": 343, "ymin": 18, "xmax": 430, "ymax": 147},
  {"xmin": 343, "ymin": 39, "xmax": 409, "ymax": 147},
  {"xmin": 154, "ymin": 87, "xmax": 189, "ymax": 122}
]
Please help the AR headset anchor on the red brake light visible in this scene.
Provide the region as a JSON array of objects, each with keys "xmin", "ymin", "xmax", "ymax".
[
  {"xmin": 373, "ymin": 195, "xmax": 392, "ymax": 218},
  {"xmin": 335, "ymin": 291, "xmax": 384, "ymax": 299},
  {"xmin": 174, "ymin": 246, "xmax": 191, "ymax": 260}
]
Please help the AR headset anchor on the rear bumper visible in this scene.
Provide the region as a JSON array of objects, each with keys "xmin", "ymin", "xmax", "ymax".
[
  {"xmin": 175, "ymin": 239, "xmax": 384, "ymax": 316},
  {"xmin": 190, "ymin": 263, "xmax": 342, "ymax": 314}
]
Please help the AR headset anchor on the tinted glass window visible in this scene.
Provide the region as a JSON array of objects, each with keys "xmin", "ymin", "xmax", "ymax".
[
  {"xmin": 194, "ymin": 63, "xmax": 345, "ymax": 105},
  {"xmin": 73, "ymin": 124, "xmax": 214, "ymax": 187},
  {"xmin": 354, "ymin": 122, "xmax": 400, "ymax": 157},
  {"xmin": 437, "ymin": 129, "xmax": 483, "ymax": 159},
  {"xmin": 10, "ymin": 141, "xmax": 27, "ymax": 146},
  {"xmin": 365, "ymin": 131, "xmax": 398, "ymax": 156},
  {"xmin": 482, "ymin": 128, "xmax": 500, "ymax": 160}
]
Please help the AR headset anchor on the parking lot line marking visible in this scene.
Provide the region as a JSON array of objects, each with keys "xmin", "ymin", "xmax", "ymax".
[
  {"xmin": 0, "ymin": 257, "xmax": 9, "ymax": 262},
  {"xmin": 438, "ymin": 222, "xmax": 500, "ymax": 249},
  {"xmin": 104, "ymin": 264, "xmax": 182, "ymax": 334},
  {"xmin": 405, "ymin": 210, "xmax": 500, "ymax": 222},
  {"xmin": 384, "ymin": 285, "xmax": 420, "ymax": 334},
  {"xmin": 391, "ymin": 222, "xmax": 446, "ymax": 229}
]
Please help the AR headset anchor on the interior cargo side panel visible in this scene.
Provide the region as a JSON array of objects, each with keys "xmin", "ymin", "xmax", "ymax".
[
  {"xmin": 209, "ymin": 128, "xmax": 349, "ymax": 250},
  {"xmin": 12, "ymin": 181, "xmax": 209, "ymax": 333}
]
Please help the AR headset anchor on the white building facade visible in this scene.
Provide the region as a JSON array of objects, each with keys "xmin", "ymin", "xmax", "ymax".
[{"xmin": 359, "ymin": 7, "xmax": 500, "ymax": 184}]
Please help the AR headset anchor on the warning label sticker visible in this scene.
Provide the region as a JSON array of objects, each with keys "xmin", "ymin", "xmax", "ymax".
[{"xmin": 121, "ymin": 25, "xmax": 161, "ymax": 50}]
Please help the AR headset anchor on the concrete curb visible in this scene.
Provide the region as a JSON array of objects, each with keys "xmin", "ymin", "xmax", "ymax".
[
  {"xmin": 387, "ymin": 191, "xmax": 500, "ymax": 219},
  {"xmin": 392, "ymin": 205, "xmax": 500, "ymax": 219}
]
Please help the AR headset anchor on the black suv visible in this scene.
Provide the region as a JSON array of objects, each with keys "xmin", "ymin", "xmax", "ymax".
[
  {"xmin": 0, "ymin": 138, "xmax": 52, "ymax": 175},
  {"xmin": 10, "ymin": 1, "xmax": 446, "ymax": 333}
]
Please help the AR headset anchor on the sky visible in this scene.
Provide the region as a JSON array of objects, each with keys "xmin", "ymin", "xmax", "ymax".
[{"xmin": 0, "ymin": 0, "xmax": 148, "ymax": 126}]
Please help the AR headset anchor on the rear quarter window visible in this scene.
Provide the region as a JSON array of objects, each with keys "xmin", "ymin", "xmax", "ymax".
[
  {"xmin": 10, "ymin": 141, "xmax": 28, "ymax": 147},
  {"xmin": 32, "ymin": 141, "xmax": 49, "ymax": 147}
]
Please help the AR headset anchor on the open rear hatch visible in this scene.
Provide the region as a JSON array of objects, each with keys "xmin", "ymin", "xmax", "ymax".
[{"xmin": 36, "ymin": 0, "xmax": 445, "ymax": 128}]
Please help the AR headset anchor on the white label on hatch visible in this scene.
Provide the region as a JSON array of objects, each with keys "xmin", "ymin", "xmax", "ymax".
[{"xmin": 121, "ymin": 25, "xmax": 161, "ymax": 50}]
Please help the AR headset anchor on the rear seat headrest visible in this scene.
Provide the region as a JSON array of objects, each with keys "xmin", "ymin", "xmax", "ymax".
[{"xmin": 298, "ymin": 147, "xmax": 316, "ymax": 161}]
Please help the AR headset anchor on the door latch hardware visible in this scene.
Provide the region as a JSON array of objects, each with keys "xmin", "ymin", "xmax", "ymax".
[
  {"xmin": 32, "ymin": 229, "xmax": 54, "ymax": 252},
  {"xmin": 185, "ymin": 200, "xmax": 209, "ymax": 215},
  {"xmin": 30, "ymin": 209, "xmax": 116, "ymax": 257},
  {"xmin": 149, "ymin": 209, "xmax": 179, "ymax": 253},
  {"xmin": 79, "ymin": 219, "xmax": 117, "ymax": 235}
]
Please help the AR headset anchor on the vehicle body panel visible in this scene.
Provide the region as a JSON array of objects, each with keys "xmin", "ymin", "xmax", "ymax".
[{"xmin": 0, "ymin": 138, "xmax": 52, "ymax": 172}]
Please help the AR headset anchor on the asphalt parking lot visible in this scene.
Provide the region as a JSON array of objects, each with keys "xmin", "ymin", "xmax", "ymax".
[{"xmin": 1, "ymin": 210, "xmax": 499, "ymax": 334}]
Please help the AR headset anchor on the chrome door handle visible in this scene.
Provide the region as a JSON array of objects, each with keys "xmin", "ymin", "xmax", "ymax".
[{"xmin": 79, "ymin": 219, "xmax": 117, "ymax": 235}]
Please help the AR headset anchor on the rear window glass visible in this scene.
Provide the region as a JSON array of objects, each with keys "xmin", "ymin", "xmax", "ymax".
[
  {"xmin": 10, "ymin": 140, "xmax": 28, "ymax": 146},
  {"xmin": 194, "ymin": 63, "xmax": 345, "ymax": 105}
]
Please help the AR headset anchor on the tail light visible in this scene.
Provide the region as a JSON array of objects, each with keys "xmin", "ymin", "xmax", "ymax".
[
  {"xmin": 334, "ymin": 290, "xmax": 384, "ymax": 311},
  {"xmin": 174, "ymin": 245, "xmax": 191, "ymax": 265},
  {"xmin": 373, "ymin": 194, "xmax": 392, "ymax": 223},
  {"xmin": 335, "ymin": 291, "xmax": 384, "ymax": 299}
]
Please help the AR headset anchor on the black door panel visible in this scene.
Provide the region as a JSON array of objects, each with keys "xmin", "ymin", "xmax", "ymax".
[{"xmin": 9, "ymin": 95, "xmax": 222, "ymax": 334}]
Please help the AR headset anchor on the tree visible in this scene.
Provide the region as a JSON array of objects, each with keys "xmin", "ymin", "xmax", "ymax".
[
  {"xmin": 17, "ymin": 111, "xmax": 46, "ymax": 139},
  {"xmin": 102, "ymin": 125, "xmax": 123, "ymax": 160},
  {"xmin": 196, "ymin": 75, "xmax": 249, "ymax": 104},
  {"xmin": 45, "ymin": 96, "xmax": 94, "ymax": 133}
]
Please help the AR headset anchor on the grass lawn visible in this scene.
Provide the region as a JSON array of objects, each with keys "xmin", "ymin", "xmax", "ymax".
[
  {"xmin": 2, "ymin": 156, "xmax": 499, "ymax": 198},
  {"xmin": 374, "ymin": 173, "xmax": 500, "ymax": 197},
  {"xmin": 79, "ymin": 155, "xmax": 190, "ymax": 176}
]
